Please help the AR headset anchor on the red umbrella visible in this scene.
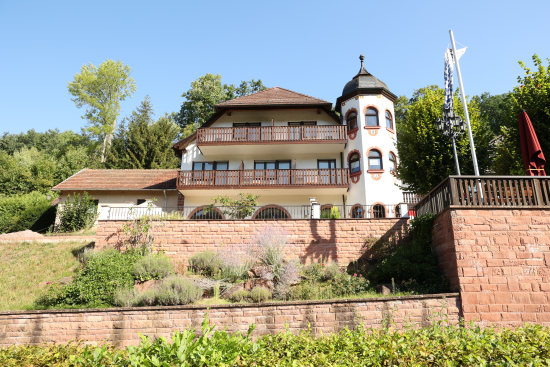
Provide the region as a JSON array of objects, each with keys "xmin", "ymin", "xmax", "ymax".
[{"xmin": 518, "ymin": 110, "xmax": 546, "ymax": 176}]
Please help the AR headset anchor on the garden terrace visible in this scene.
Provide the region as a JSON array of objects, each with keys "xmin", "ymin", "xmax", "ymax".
[
  {"xmin": 415, "ymin": 175, "xmax": 550, "ymax": 216},
  {"xmin": 196, "ymin": 125, "xmax": 347, "ymax": 154},
  {"xmin": 176, "ymin": 168, "xmax": 350, "ymax": 191}
]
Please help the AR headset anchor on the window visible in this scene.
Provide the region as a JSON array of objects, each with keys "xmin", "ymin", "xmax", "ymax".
[
  {"xmin": 347, "ymin": 111, "xmax": 358, "ymax": 131},
  {"xmin": 351, "ymin": 205, "xmax": 363, "ymax": 218},
  {"xmin": 385, "ymin": 111, "xmax": 393, "ymax": 130},
  {"xmin": 288, "ymin": 121, "xmax": 317, "ymax": 126},
  {"xmin": 318, "ymin": 160, "xmax": 336, "ymax": 169},
  {"xmin": 349, "ymin": 153, "xmax": 360, "ymax": 174},
  {"xmin": 137, "ymin": 199, "xmax": 146, "ymax": 205},
  {"xmin": 394, "ymin": 205, "xmax": 401, "ymax": 218},
  {"xmin": 389, "ymin": 152, "xmax": 397, "ymax": 173},
  {"xmin": 368, "ymin": 150, "xmax": 382, "ymax": 170},
  {"xmin": 193, "ymin": 162, "xmax": 229, "ymax": 170},
  {"xmin": 255, "ymin": 161, "xmax": 291, "ymax": 184},
  {"xmin": 190, "ymin": 207, "xmax": 223, "ymax": 220},
  {"xmin": 254, "ymin": 206, "xmax": 289, "ymax": 219},
  {"xmin": 233, "ymin": 122, "xmax": 261, "ymax": 127},
  {"xmin": 365, "ymin": 108, "xmax": 379, "ymax": 127},
  {"xmin": 233, "ymin": 123, "xmax": 261, "ymax": 141},
  {"xmin": 372, "ymin": 204, "xmax": 385, "ymax": 218},
  {"xmin": 254, "ymin": 161, "xmax": 291, "ymax": 170}
]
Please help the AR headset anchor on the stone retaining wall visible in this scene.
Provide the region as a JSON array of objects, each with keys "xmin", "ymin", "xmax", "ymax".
[
  {"xmin": 0, "ymin": 294, "xmax": 460, "ymax": 347},
  {"xmin": 95, "ymin": 219, "xmax": 409, "ymax": 265}
]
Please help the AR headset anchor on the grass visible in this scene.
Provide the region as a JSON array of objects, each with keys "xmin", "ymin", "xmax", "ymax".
[
  {"xmin": 44, "ymin": 229, "xmax": 96, "ymax": 236},
  {"xmin": 0, "ymin": 240, "xmax": 92, "ymax": 311}
]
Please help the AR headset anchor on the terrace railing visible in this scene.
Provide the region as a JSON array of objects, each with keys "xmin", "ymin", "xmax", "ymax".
[
  {"xmin": 103, "ymin": 204, "xmax": 403, "ymax": 221},
  {"xmin": 196, "ymin": 125, "xmax": 347, "ymax": 145},
  {"xmin": 177, "ymin": 169, "xmax": 349, "ymax": 189},
  {"xmin": 415, "ymin": 176, "xmax": 550, "ymax": 216}
]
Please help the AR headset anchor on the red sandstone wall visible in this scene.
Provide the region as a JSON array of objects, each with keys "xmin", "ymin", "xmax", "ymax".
[
  {"xmin": 433, "ymin": 208, "xmax": 550, "ymax": 327},
  {"xmin": 96, "ymin": 219, "xmax": 408, "ymax": 266},
  {"xmin": 0, "ymin": 294, "xmax": 460, "ymax": 347}
]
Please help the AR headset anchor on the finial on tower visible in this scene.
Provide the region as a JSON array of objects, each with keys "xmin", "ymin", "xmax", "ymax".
[{"xmin": 359, "ymin": 54, "xmax": 365, "ymax": 68}]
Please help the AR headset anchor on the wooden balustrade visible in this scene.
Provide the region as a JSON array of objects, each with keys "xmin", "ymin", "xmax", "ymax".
[
  {"xmin": 177, "ymin": 169, "xmax": 349, "ymax": 189},
  {"xmin": 415, "ymin": 176, "xmax": 550, "ymax": 216},
  {"xmin": 403, "ymin": 192, "xmax": 423, "ymax": 205},
  {"xmin": 196, "ymin": 125, "xmax": 347, "ymax": 145}
]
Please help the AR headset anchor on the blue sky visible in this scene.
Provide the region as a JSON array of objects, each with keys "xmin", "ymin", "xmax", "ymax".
[{"xmin": 1, "ymin": 0, "xmax": 548, "ymax": 134}]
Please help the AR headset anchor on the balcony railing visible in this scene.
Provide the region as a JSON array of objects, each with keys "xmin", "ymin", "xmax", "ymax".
[
  {"xmin": 415, "ymin": 176, "xmax": 550, "ymax": 216},
  {"xmin": 196, "ymin": 125, "xmax": 347, "ymax": 145},
  {"xmin": 177, "ymin": 169, "xmax": 349, "ymax": 189}
]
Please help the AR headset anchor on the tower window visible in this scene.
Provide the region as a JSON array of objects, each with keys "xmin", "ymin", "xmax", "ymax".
[
  {"xmin": 347, "ymin": 111, "xmax": 358, "ymax": 131},
  {"xmin": 389, "ymin": 152, "xmax": 397, "ymax": 173},
  {"xmin": 368, "ymin": 150, "xmax": 382, "ymax": 170},
  {"xmin": 385, "ymin": 111, "xmax": 393, "ymax": 130},
  {"xmin": 366, "ymin": 108, "xmax": 379, "ymax": 127},
  {"xmin": 349, "ymin": 153, "xmax": 361, "ymax": 174}
]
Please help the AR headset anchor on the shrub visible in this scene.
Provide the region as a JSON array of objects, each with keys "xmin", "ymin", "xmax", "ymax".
[
  {"xmin": 56, "ymin": 192, "xmax": 98, "ymax": 233},
  {"xmin": 189, "ymin": 251, "xmax": 221, "ymax": 277},
  {"xmin": 36, "ymin": 249, "xmax": 142, "ymax": 307},
  {"xmin": 328, "ymin": 272, "xmax": 370, "ymax": 297},
  {"xmin": 322, "ymin": 263, "xmax": 341, "ymax": 281},
  {"xmin": 230, "ymin": 289, "xmax": 251, "ymax": 302},
  {"xmin": 250, "ymin": 286, "xmax": 272, "ymax": 303},
  {"xmin": 133, "ymin": 253, "xmax": 174, "ymax": 282},
  {"xmin": 217, "ymin": 243, "xmax": 255, "ymax": 282},
  {"xmin": 321, "ymin": 206, "xmax": 341, "ymax": 219},
  {"xmin": 114, "ymin": 288, "xmax": 142, "ymax": 307},
  {"xmin": 0, "ymin": 192, "xmax": 57, "ymax": 234},
  {"xmin": 366, "ymin": 213, "xmax": 448, "ymax": 293},
  {"xmin": 251, "ymin": 224, "xmax": 291, "ymax": 280},
  {"xmin": 140, "ymin": 276, "xmax": 202, "ymax": 306},
  {"xmin": 302, "ymin": 262, "xmax": 324, "ymax": 282}
]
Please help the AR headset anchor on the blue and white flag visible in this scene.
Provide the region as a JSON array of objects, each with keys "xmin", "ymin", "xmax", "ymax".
[{"xmin": 444, "ymin": 48, "xmax": 466, "ymax": 110}]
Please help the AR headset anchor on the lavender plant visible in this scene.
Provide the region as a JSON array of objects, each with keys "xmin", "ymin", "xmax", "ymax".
[
  {"xmin": 216, "ymin": 242, "xmax": 255, "ymax": 282},
  {"xmin": 250, "ymin": 224, "xmax": 292, "ymax": 280}
]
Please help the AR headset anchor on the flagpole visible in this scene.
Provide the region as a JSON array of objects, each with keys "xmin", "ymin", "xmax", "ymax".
[{"xmin": 449, "ymin": 30, "xmax": 480, "ymax": 177}]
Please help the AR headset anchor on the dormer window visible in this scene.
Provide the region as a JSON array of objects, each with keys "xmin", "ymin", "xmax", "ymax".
[
  {"xmin": 366, "ymin": 108, "xmax": 379, "ymax": 127},
  {"xmin": 347, "ymin": 111, "xmax": 358, "ymax": 131}
]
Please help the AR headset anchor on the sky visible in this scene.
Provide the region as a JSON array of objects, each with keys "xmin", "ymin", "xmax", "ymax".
[{"xmin": 1, "ymin": 0, "xmax": 549, "ymax": 135}]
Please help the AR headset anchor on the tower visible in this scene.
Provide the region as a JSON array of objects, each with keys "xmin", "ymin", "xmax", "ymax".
[{"xmin": 336, "ymin": 55, "xmax": 403, "ymax": 218}]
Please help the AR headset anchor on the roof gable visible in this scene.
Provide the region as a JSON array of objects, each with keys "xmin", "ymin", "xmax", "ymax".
[{"xmin": 215, "ymin": 87, "xmax": 331, "ymax": 109}]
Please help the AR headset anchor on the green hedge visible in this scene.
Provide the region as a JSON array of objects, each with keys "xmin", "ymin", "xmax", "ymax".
[
  {"xmin": 0, "ymin": 191, "xmax": 57, "ymax": 234},
  {"xmin": 2, "ymin": 318, "xmax": 550, "ymax": 366}
]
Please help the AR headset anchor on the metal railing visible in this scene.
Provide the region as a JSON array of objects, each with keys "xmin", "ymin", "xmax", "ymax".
[
  {"xmin": 197, "ymin": 125, "xmax": 347, "ymax": 145},
  {"xmin": 177, "ymin": 169, "xmax": 350, "ymax": 189},
  {"xmin": 415, "ymin": 176, "xmax": 550, "ymax": 216},
  {"xmin": 102, "ymin": 204, "xmax": 403, "ymax": 220}
]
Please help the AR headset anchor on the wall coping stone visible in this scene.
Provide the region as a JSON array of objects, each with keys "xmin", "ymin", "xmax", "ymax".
[
  {"xmin": 0, "ymin": 293, "xmax": 459, "ymax": 316},
  {"xmin": 97, "ymin": 218, "xmax": 409, "ymax": 223}
]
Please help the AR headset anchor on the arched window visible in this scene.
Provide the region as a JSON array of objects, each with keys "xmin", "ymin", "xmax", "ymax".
[
  {"xmin": 372, "ymin": 204, "xmax": 385, "ymax": 218},
  {"xmin": 365, "ymin": 108, "xmax": 379, "ymax": 127},
  {"xmin": 254, "ymin": 206, "xmax": 289, "ymax": 219},
  {"xmin": 189, "ymin": 206, "xmax": 223, "ymax": 220},
  {"xmin": 347, "ymin": 111, "xmax": 358, "ymax": 131},
  {"xmin": 389, "ymin": 152, "xmax": 397, "ymax": 173},
  {"xmin": 351, "ymin": 205, "xmax": 364, "ymax": 218},
  {"xmin": 385, "ymin": 111, "xmax": 393, "ymax": 129},
  {"xmin": 349, "ymin": 152, "xmax": 361, "ymax": 174},
  {"xmin": 368, "ymin": 150, "xmax": 382, "ymax": 170},
  {"xmin": 394, "ymin": 205, "xmax": 401, "ymax": 218}
]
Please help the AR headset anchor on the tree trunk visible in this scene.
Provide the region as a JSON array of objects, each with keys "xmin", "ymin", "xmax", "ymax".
[
  {"xmin": 107, "ymin": 116, "xmax": 117, "ymax": 151},
  {"xmin": 101, "ymin": 134, "xmax": 108, "ymax": 163}
]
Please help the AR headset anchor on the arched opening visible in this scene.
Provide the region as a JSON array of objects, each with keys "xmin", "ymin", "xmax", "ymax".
[
  {"xmin": 372, "ymin": 204, "xmax": 386, "ymax": 218},
  {"xmin": 349, "ymin": 152, "xmax": 361, "ymax": 174},
  {"xmin": 347, "ymin": 111, "xmax": 358, "ymax": 131},
  {"xmin": 320, "ymin": 205, "xmax": 341, "ymax": 219},
  {"xmin": 365, "ymin": 108, "xmax": 379, "ymax": 127},
  {"xmin": 385, "ymin": 111, "xmax": 393, "ymax": 130},
  {"xmin": 188, "ymin": 206, "xmax": 224, "ymax": 220},
  {"xmin": 368, "ymin": 150, "xmax": 382, "ymax": 170},
  {"xmin": 350, "ymin": 204, "xmax": 364, "ymax": 218},
  {"xmin": 252, "ymin": 205, "xmax": 290, "ymax": 220},
  {"xmin": 389, "ymin": 152, "xmax": 397, "ymax": 173}
]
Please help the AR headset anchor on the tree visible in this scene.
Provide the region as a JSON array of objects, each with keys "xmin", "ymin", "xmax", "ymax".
[
  {"xmin": 395, "ymin": 86, "xmax": 495, "ymax": 195},
  {"xmin": 68, "ymin": 60, "xmax": 137, "ymax": 162},
  {"xmin": 471, "ymin": 92, "xmax": 514, "ymax": 135},
  {"xmin": 107, "ymin": 96, "xmax": 181, "ymax": 169},
  {"xmin": 175, "ymin": 74, "xmax": 266, "ymax": 137}
]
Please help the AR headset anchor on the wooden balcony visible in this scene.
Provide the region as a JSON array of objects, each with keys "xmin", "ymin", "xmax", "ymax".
[
  {"xmin": 177, "ymin": 169, "xmax": 350, "ymax": 190},
  {"xmin": 196, "ymin": 126, "xmax": 347, "ymax": 150}
]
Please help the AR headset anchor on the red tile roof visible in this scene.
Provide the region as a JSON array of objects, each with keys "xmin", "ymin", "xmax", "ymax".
[
  {"xmin": 215, "ymin": 87, "xmax": 331, "ymax": 108},
  {"xmin": 52, "ymin": 169, "xmax": 178, "ymax": 191}
]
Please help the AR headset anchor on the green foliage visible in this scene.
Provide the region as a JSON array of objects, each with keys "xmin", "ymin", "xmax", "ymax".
[
  {"xmin": 189, "ymin": 251, "xmax": 222, "ymax": 277},
  {"xmin": 4, "ymin": 321, "xmax": 550, "ymax": 366},
  {"xmin": 320, "ymin": 206, "xmax": 341, "ymax": 219},
  {"xmin": 113, "ymin": 288, "xmax": 142, "ymax": 308},
  {"xmin": 36, "ymin": 249, "xmax": 142, "ymax": 307},
  {"xmin": 396, "ymin": 85, "xmax": 495, "ymax": 195},
  {"xmin": 56, "ymin": 192, "xmax": 98, "ymax": 233},
  {"xmin": 250, "ymin": 286, "xmax": 272, "ymax": 303},
  {"xmin": 106, "ymin": 96, "xmax": 181, "ymax": 169},
  {"xmin": 176, "ymin": 74, "xmax": 267, "ymax": 137},
  {"xmin": 208, "ymin": 193, "xmax": 260, "ymax": 219},
  {"xmin": 120, "ymin": 200, "xmax": 165, "ymax": 255},
  {"xmin": 141, "ymin": 275, "xmax": 203, "ymax": 306},
  {"xmin": 230, "ymin": 289, "xmax": 251, "ymax": 302},
  {"xmin": 68, "ymin": 59, "xmax": 137, "ymax": 162},
  {"xmin": 329, "ymin": 272, "xmax": 370, "ymax": 297},
  {"xmin": 133, "ymin": 253, "xmax": 174, "ymax": 282},
  {"xmin": 0, "ymin": 192, "xmax": 57, "ymax": 233},
  {"xmin": 366, "ymin": 214, "xmax": 448, "ymax": 293}
]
